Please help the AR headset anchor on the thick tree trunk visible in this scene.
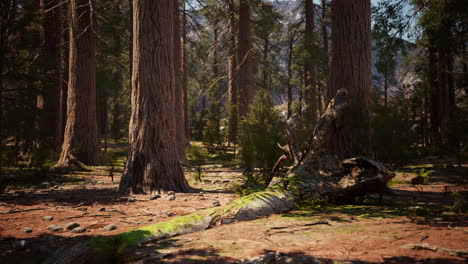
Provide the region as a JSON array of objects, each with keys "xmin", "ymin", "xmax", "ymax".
[
  {"xmin": 327, "ymin": 0, "xmax": 372, "ymax": 159},
  {"xmin": 44, "ymin": 89, "xmax": 394, "ymax": 264},
  {"xmin": 174, "ymin": 0, "xmax": 186, "ymax": 158},
  {"xmin": 238, "ymin": 0, "xmax": 254, "ymax": 118},
  {"xmin": 55, "ymin": 0, "xmax": 100, "ymax": 169},
  {"xmin": 227, "ymin": 0, "xmax": 238, "ymax": 144},
  {"xmin": 118, "ymin": 0, "xmax": 190, "ymax": 194},
  {"xmin": 304, "ymin": 0, "xmax": 317, "ymax": 123}
]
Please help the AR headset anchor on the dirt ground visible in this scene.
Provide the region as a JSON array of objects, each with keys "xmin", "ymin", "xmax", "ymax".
[{"xmin": 0, "ymin": 162, "xmax": 467, "ymax": 263}]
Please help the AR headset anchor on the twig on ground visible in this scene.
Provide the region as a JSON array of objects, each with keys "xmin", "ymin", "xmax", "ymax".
[
  {"xmin": 402, "ymin": 243, "xmax": 468, "ymax": 257},
  {"xmin": 0, "ymin": 207, "xmax": 45, "ymax": 214},
  {"xmin": 390, "ymin": 231, "xmax": 422, "ymax": 243}
]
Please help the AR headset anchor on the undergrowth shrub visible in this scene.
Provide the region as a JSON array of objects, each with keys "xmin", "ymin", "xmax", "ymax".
[{"xmin": 239, "ymin": 90, "xmax": 285, "ymax": 185}]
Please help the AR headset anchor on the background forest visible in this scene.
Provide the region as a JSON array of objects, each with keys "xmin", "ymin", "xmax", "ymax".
[
  {"xmin": 0, "ymin": 0, "xmax": 467, "ymax": 190},
  {"xmin": 0, "ymin": 1, "xmax": 467, "ymax": 263}
]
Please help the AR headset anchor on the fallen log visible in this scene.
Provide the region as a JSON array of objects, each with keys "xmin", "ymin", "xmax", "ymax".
[{"xmin": 44, "ymin": 89, "xmax": 395, "ymax": 264}]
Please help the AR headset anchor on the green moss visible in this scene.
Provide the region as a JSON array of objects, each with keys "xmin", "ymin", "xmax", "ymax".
[{"xmin": 88, "ymin": 212, "xmax": 208, "ymax": 255}]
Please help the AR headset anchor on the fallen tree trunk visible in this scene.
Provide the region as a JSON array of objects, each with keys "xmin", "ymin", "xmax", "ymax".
[{"xmin": 44, "ymin": 89, "xmax": 395, "ymax": 264}]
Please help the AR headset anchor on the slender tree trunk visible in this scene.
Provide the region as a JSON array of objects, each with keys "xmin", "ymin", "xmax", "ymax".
[
  {"xmin": 327, "ymin": 0, "xmax": 372, "ymax": 158},
  {"xmin": 262, "ymin": 35, "xmax": 270, "ymax": 90},
  {"xmin": 287, "ymin": 33, "xmax": 294, "ymax": 119},
  {"xmin": 118, "ymin": 0, "xmax": 190, "ymax": 194},
  {"xmin": 227, "ymin": 0, "xmax": 238, "ymax": 144},
  {"xmin": 304, "ymin": 0, "xmax": 316, "ymax": 123},
  {"xmin": 111, "ymin": 0, "xmax": 123, "ymax": 141},
  {"xmin": 56, "ymin": 0, "xmax": 100, "ymax": 168},
  {"xmin": 174, "ymin": 0, "xmax": 186, "ymax": 158},
  {"xmin": 237, "ymin": 0, "xmax": 254, "ymax": 118},
  {"xmin": 111, "ymin": 99, "xmax": 122, "ymax": 140},
  {"xmin": 384, "ymin": 72, "xmax": 388, "ymax": 108},
  {"xmin": 98, "ymin": 89, "xmax": 108, "ymax": 151},
  {"xmin": 322, "ymin": 0, "xmax": 330, "ymax": 101},
  {"xmin": 182, "ymin": 0, "xmax": 189, "ymax": 142},
  {"xmin": 39, "ymin": 0, "xmax": 63, "ymax": 149}
]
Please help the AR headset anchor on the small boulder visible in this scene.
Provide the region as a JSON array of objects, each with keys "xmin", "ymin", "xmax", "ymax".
[
  {"xmin": 128, "ymin": 197, "xmax": 136, "ymax": 202},
  {"xmin": 150, "ymin": 194, "xmax": 161, "ymax": 200},
  {"xmin": 103, "ymin": 224, "xmax": 117, "ymax": 231},
  {"xmin": 167, "ymin": 191, "xmax": 175, "ymax": 195},
  {"xmin": 167, "ymin": 194, "xmax": 176, "ymax": 201},
  {"xmin": 46, "ymin": 225, "xmax": 57, "ymax": 230},
  {"xmin": 213, "ymin": 201, "xmax": 221, "ymax": 207},
  {"xmin": 98, "ymin": 207, "xmax": 106, "ymax": 212},
  {"xmin": 24, "ymin": 227, "xmax": 33, "ymax": 233},
  {"xmin": 71, "ymin": 226, "xmax": 86, "ymax": 233},
  {"xmin": 42, "ymin": 216, "xmax": 54, "ymax": 221},
  {"xmin": 51, "ymin": 226, "xmax": 63, "ymax": 232},
  {"xmin": 66, "ymin": 222, "xmax": 80, "ymax": 230}
]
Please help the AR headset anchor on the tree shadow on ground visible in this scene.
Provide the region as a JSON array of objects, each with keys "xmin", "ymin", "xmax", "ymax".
[{"xmin": 0, "ymin": 232, "xmax": 100, "ymax": 264}]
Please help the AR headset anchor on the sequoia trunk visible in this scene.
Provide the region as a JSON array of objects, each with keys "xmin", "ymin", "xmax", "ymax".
[
  {"xmin": 118, "ymin": 0, "xmax": 190, "ymax": 194},
  {"xmin": 56, "ymin": 0, "xmax": 100, "ymax": 168},
  {"xmin": 327, "ymin": 0, "xmax": 372, "ymax": 158}
]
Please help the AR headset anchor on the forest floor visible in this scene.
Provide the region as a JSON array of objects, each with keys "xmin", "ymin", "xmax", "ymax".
[{"xmin": 0, "ymin": 144, "xmax": 467, "ymax": 263}]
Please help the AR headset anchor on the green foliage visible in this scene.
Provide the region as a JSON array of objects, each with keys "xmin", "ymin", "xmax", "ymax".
[
  {"xmin": 451, "ymin": 192, "xmax": 468, "ymax": 214},
  {"xmin": 186, "ymin": 145, "xmax": 208, "ymax": 182},
  {"xmin": 239, "ymin": 90, "xmax": 285, "ymax": 185},
  {"xmin": 417, "ymin": 168, "xmax": 433, "ymax": 183},
  {"xmin": 372, "ymin": 100, "xmax": 417, "ymax": 167}
]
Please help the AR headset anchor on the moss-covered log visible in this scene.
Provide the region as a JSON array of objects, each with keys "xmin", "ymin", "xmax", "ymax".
[{"xmin": 44, "ymin": 89, "xmax": 395, "ymax": 263}]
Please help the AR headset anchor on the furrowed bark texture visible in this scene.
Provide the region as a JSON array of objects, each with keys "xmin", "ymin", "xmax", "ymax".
[
  {"xmin": 56, "ymin": 0, "xmax": 100, "ymax": 168},
  {"xmin": 327, "ymin": 0, "xmax": 371, "ymax": 158},
  {"xmin": 117, "ymin": 0, "xmax": 190, "ymax": 194},
  {"xmin": 45, "ymin": 89, "xmax": 394, "ymax": 264}
]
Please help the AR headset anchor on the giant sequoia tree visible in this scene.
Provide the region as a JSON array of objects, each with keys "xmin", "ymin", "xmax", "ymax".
[
  {"xmin": 327, "ymin": 0, "xmax": 372, "ymax": 158},
  {"xmin": 118, "ymin": 0, "xmax": 190, "ymax": 194},
  {"xmin": 56, "ymin": 0, "xmax": 100, "ymax": 168}
]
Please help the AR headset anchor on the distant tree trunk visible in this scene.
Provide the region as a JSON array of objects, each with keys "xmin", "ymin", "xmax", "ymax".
[
  {"xmin": 227, "ymin": 0, "xmax": 238, "ymax": 144},
  {"xmin": 39, "ymin": 0, "xmax": 63, "ymax": 149},
  {"xmin": 111, "ymin": 99, "xmax": 122, "ymax": 140},
  {"xmin": 111, "ymin": 1, "xmax": 123, "ymax": 141},
  {"xmin": 118, "ymin": 0, "xmax": 190, "ymax": 194},
  {"xmin": 237, "ymin": 0, "xmax": 254, "ymax": 118},
  {"xmin": 287, "ymin": 32, "xmax": 294, "ymax": 119},
  {"xmin": 384, "ymin": 72, "xmax": 388, "ymax": 108},
  {"xmin": 322, "ymin": 0, "xmax": 329, "ymax": 93},
  {"xmin": 174, "ymin": 0, "xmax": 186, "ymax": 158},
  {"xmin": 128, "ymin": 0, "xmax": 133, "ymax": 76},
  {"xmin": 98, "ymin": 89, "xmax": 108, "ymax": 151},
  {"xmin": 262, "ymin": 34, "xmax": 270, "ymax": 90},
  {"xmin": 327, "ymin": 0, "xmax": 372, "ymax": 158},
  {"xmin": 304, "ymin": 0, "xmax": 316, "ymax": 123},
  {"xmin": 56, "ymin": 0, "xmax": 100, "ymax": 168},
  {"xmin": 182, "ymin": 0, "xmax": 190, "ymax": 142}
]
